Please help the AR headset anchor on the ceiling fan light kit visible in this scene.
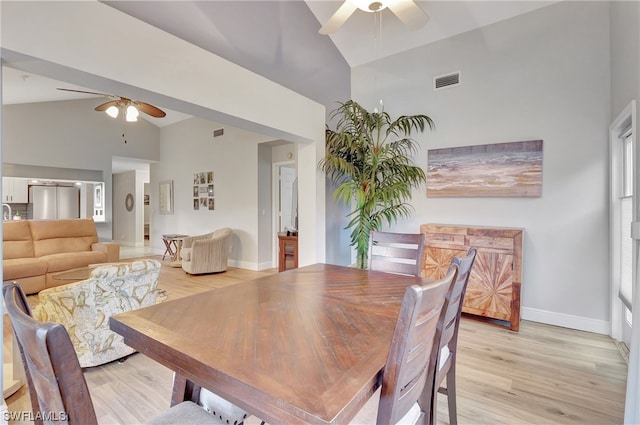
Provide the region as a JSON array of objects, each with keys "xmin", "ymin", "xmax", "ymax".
[
  {"xmin": 105, "ymin": 105, "xmax": 120, "ymax": 119},
  {"xmin": 125, "ymin": 105, "xmax": 140, "ymax": 122}
]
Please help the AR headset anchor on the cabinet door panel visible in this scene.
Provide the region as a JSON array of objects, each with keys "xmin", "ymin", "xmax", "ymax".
[
  {"xmin": 423, "ymin": 246, "xmax": 466, "ymax": 279},
  {"xmin": 463, "ymin": 251, "xmax": 513, "ymax": 321},
  {"xmin": 11, "ymin": 178, "xmax": 28, "ymax": 203}
]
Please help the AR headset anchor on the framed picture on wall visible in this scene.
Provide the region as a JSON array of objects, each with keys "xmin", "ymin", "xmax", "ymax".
[
  {"xmin": 94, "ymin": 184, "xmax": 103, "ymax": 208},
  {"xmin": 159, "ymin": 180, "xmax": 174, "ymax": 215}
]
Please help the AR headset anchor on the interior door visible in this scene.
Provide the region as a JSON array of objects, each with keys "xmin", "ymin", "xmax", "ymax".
[{"xmin": 279, "ymin": 165, "xmax": 296, "ymax": 232}]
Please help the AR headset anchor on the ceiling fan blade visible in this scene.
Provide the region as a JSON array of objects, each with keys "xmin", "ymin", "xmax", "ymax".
[
  {"xmin": 94, "ymin": 100, "xmax": 119, "ymax": 112},
  {"xmin": 134, "ymin": 101, "xmax": 166, "ymax": 118},
  {"xmin": 319, "ymin": 1, "xmax": 358, "ymax": 34},
  {"xmin": 387, "ymin": 0, "xmax": 429, "ymax": 31},
  {"xmin": 57, "ymin": 87, "xmax": 115, "ymax": 98}
]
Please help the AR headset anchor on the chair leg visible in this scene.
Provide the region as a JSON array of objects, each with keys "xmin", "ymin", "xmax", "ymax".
[
  {"xmin": 445, "ymin": 364, "xmax": 458, "ymax": 425},
  {"xmin": 432, "ymin": 396, "xmax": 438, "ymax": 425}
]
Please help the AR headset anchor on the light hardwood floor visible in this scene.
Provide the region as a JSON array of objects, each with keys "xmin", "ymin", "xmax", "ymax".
[{"xmin": 5, "ymin": 257, "xmax": 628, "ymax": 424}]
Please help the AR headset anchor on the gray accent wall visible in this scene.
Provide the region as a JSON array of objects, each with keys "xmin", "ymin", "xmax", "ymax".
[
  {"xmin": 350, "ymin": 1, "xmax": 611, "ymax": 332},
  {"xmin": 104, "ymin": 1, "xmax": 351, "ymax": 115}
]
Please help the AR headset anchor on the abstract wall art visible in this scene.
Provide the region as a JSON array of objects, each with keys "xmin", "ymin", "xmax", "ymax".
[{"xmin": 427, "ymin": 140, "xmax": 543, "ymax": 197}]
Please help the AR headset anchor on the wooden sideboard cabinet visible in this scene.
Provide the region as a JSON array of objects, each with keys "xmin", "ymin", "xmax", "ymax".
[
  {"xmin": 420, "ymin": 224, "xmax": 523, "ymax": 331},
  {"xmin": 278, "ymin": 233, "xmax": 298, "ymax": 272}
]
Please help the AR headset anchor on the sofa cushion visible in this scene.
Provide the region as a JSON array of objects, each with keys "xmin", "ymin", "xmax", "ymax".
[
  {"xmin": 41, "ymin": 251, "xmax": 107, "ymax": 273},
  {"xmin": 30, "ymin": 218, "xmax": 99, "ymax": 257},
  {"xmin": 3, "ymin": 257, "xmax": 49, "ymax": 280},
  {"xmin": 3, "ymin": 221, "xmax": 35, "ymax": 259}
]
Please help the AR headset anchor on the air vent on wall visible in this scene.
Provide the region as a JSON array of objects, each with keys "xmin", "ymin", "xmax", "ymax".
[
  {"xmin": 213, "ymin": 128, "xmax": 224, "ymax": 138},
  {"xmin": 434, "ymin": 71, "xmax": 461, "ymax": 91}
]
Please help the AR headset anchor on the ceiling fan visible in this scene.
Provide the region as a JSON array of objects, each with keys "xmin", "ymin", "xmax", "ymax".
[
  {"xmin": 318, "ymin": 0, "xmax": 430, "ymax": 35},
  {"xmin": 56, "ymin": 88, "xmax": 166, "ymax": 122}
]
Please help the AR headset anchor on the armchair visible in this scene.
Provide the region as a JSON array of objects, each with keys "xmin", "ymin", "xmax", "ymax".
[
  {"xmin": 32, "ymin": 259, "xmax": 162, "ymax": 368},
  {"xmin": 180, "ymin": 228, "xmax": 232, "ymax": 275}
]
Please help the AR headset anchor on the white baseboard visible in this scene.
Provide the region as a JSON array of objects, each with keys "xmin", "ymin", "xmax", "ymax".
[
  {"xmin": 113, "ymin": 240, "xmax": 145, "ymax": 247},
  {"xmin": 228, "ymin": 260, "xmax": 258, "ymax": 271},
  {"xmin": 256, "ymin": 261, "xmax": 275, "ymax": 271},
  {"xmin": 227, "ymin": 260, "xmax": 275, "ymax": 271},
  {"xmin": 522, "ymin": 307, "xmax": 610, "ymax": 335}
]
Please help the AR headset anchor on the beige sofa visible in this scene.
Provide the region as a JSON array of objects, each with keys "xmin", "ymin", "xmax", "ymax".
[{"xmin": 3, "ymin": 218, "xmax": 119, "ymax": 294}]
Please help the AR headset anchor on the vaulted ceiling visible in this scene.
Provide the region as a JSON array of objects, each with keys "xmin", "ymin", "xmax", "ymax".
[{"xmin": 2, "ymin": 1, "xmax": 557, "ymax": 125}]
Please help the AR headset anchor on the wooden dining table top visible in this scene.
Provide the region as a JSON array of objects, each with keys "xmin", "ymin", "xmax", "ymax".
[{"xmin": 109, "ymin": 263, "xmax": 430, "ymax": 425}]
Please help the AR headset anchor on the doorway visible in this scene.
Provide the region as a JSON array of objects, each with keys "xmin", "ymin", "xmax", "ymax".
[
  {"xmin": 272, "ymin": 161, "xmax": 296, "ymax": 268},
  {"xmin": 610, "ymin": 100, "xmax": 636, "ymax": 347}
]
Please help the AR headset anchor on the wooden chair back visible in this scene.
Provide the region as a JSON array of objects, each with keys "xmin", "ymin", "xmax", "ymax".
[
  {"xmin": 3, "ymin": 281, "xmax": 98, "ymax": 425},
  {"xmin": 368, "ymin": 231, "xmax": 426, "ymax": 277},
  {"xmin": 376, "ymin": 265, "xmax": 459, "ymax": 424},
  {"xmin": 426, "ymin": 247, "xmax": 477, "ymax": 425},
  {"xmin": 440, "ymin": 247, "xmax": 477, "ymax": 359}
]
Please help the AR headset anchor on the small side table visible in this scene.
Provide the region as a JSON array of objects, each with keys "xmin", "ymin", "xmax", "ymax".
[
  {"xmin": 278, "ymin": 233, "xmax": 298, "ymax": 272},
  {"xmin": 162, "ymin": 234, "xmax": 188, "ymax": 267}
]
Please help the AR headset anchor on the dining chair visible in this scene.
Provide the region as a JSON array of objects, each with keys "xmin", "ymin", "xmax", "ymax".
[
  {"xmin": 2, "ymin": 281, "xmax": 227, "ymax": 425},
  {"xmin": 368, "ymin": 231, "xmax": 426, "ymax": 277},
  {"xmin": 350, "ymin": 264, "xmax": 458, "ymax": 425},
  {"xmin": 425, "ymin": 247, "xmax": 477, "ymax": 425}
]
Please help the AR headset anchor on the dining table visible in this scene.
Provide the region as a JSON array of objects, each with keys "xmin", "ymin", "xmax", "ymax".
[{"xmin": 109, "ymin": 263, "xmax": 432, "ymax": 425}]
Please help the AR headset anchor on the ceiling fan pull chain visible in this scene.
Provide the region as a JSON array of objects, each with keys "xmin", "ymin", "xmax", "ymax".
[{"xmin": 122, "ymin": 122, "xmax": 128, "ymax": 144}]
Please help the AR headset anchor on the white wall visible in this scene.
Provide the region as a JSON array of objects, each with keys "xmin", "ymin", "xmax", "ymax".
[
  {"xmin": 258, "ymin": 143, "xmax": 273, "ymax": 267},
  {"xmin": 611, "ymin": 1, "xmax": 640, "ymax": 120},
  {"xmin": 150, "ymin": 117, "xmax": 275, "ymax": 269},
  {"xmin": 350, "ymin": 1, "xmax": 611, "ymax": 333},
  {"xmin": 112, "ymin": 171, "xmax": 136, "ymax": 246}
]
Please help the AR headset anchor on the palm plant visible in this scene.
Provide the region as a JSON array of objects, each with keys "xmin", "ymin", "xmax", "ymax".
[{"xmin": 320, "ymin": 100, "xmax": 434, "ymax": 269}]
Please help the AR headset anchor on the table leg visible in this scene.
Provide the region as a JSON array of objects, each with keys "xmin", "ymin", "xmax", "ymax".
[
  {"xmin": 171, "ymin": 374, "xmax": 201, "ymax": 406},
  {"xmin": 162, "ymin": 239, "xmax": 175, "ymax": 261},
  {"xmin": 174, "ymin": 239, "xmax": 184, "ymax": 262},
  {"xmin": 169, "ymin": 239, "xmax": 184, "ymax": 268}
]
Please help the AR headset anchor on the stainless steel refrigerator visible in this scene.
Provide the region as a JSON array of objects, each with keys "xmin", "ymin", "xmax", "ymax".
[{"xmin": 30, "ymin": 186, "xmax": 80, "ymax": 220}]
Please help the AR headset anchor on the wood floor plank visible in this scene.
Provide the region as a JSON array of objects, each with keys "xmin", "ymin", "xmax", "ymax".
[{"xmin": 5, "ymin": 256, "xmax": 628, "ymax": 424}]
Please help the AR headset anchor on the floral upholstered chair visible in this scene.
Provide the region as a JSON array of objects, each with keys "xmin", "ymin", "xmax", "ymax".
[{"xmin": 33, "ymin": 259, "xmax": 162, "ymax": 368}]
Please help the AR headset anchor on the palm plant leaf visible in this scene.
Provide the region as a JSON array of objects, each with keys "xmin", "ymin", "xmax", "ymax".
[{"xmin": 320, "ymin": 100, "xmax": 434, "ymax": 269}]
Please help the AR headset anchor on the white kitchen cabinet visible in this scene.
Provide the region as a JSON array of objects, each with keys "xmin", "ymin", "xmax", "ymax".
[{"xmin": 2, "ymin": 178, "xmax": 28, "ymax": 203}]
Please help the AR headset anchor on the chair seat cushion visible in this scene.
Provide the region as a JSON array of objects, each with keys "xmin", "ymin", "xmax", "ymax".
[
  {"xmin": 439, "ymin": 346, "xmax": 450, "ymax": 370},
  {"xmin": 349, "ymin": 387, "xmax": 422, "ymax": 424},
  {"xmin": 144, "ymin": 401, "xmax": 222, "ymax": 425}
]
